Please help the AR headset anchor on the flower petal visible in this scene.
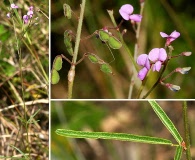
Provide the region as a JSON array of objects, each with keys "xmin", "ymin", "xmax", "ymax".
[
  {"xmin": 129, "ymin": 14, "xmax": 142, "ymax": 22},
  {"xmin": 170, "ymin": 30, "xmax": 180, "ymax": 39},
  {"xmin": 137, "ymin": 54, "xmax": 150, "ymax": 69},
  {"xmin": 138, "ymin": 67, "xmax": 148, "ymax": 80},
  {"xmin": 119, "ymin": 4, "xmax": 134, "ymax": 20},
  {"xmin": 160, "ymin": 32, "xmax": 168, "ymax": 38},
  {"xmin": 148, "ymin": 48, "xmax": 160, "ymax": 62},
  {"xmin": 158, "ymin": 48, "xmax": 167, "ymax": 61},
  {"xmin": 153, "ymin": 61, "xmax": 162, "ymax": 72},
  {"xmin": 120, "ymin": 4, "xmax": 134, "ymax": 14}
]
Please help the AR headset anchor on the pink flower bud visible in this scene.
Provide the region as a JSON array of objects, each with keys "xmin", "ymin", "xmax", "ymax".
[
  {"xmin": 165, "ymin": 83, "xmax": 180, "ymax": 92},
  {"xmin": 181, "ymin": 52, "xmax": 192, "ymax": 56},
  {"xmin": 175, "ymin": 67, "xmax": 191, "ymax": 74},
  {"xmin": 11, "ymin": 4, "xmax": 18, "ymax": 9}
]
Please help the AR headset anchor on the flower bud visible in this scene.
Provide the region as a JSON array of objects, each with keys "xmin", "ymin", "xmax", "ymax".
[
  {"xmin": 165, "ymin": 83, "xmax": 180, "ymax": 92},
  {"xmin": 181, "ymin": 52, "xmax": 192, "ymax": 56},
  {"xmin": 175, "ymin": 67, "xmax": 191, "ymax": 74}
]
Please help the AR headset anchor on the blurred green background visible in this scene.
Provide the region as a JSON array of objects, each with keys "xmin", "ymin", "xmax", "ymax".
[
  {"xmin": 51, "ymin": 101, "xmax": 195, "ymax": 160},
  {"xmin": 51, "ymin": 0, "xmax": 195, "ymax": 99}
]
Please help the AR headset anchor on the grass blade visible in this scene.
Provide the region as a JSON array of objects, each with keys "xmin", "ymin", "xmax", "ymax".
[
  {"xmin": 55, "ymin": 129, "xmax": 174, "ymax": 146},
  {"xmin": 148, "ymin": 100, "xmax": 183, "ymax": 144}
]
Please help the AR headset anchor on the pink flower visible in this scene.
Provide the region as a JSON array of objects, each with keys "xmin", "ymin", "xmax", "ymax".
[
  {"xmin": 119, "ymin": 4, "xmax": 142, "ymax": 22},
  {"xmin": 27, "ymin": 6, "xmax": 34, "ymax": 18},
  {"xmin": 148, "ymin": 48, "xmax": 167, "ymax": 72},
  {"xmin": 160, "ymin": 30, "xmax": 180, "ymax": 46},
  {"xmin": 27, "ymin": 10, "xmax": 33, "ymax": 18},
  {"xmin": 11, "ymin": 4, "xmax": 18, "ymax": 9},
  {"xmin": 23, "ymin": 15, "xmax": 29, "ymax": 24},
  {"xmin": 137, "ymin": 54, "xmax": 150, "ymax": 80}
]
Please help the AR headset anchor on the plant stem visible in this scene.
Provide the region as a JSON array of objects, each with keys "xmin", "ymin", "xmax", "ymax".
[
  {"xmin": 67, "ymin": 0, "xmax": 86, "ymax": 98},
  {"xmin": 142, "ymin": 60, "xmax": 168, "ymax": 99},
  {"xmin": 128, "ymin": 2, "xmax": 145, "ymax": 98},
  {"xmin": 182, "ymin": 101, "xmax": 192, "ymax": 160}
]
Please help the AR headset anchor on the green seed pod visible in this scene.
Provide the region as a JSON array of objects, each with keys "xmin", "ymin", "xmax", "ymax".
[
  {"xmin": 88, "ymin": 54, "xmax": 99, "ymax": 63},
  {"xmin": 100, "ymin": 63, "xmax": 112, "ymax": 74},
  {"xmin": 63, "ymin": 4, "xmax": 71, "ymax": 19},
  {"xmin": 99, "ymin": 30, "xmax": 110, "ymax": 42},
  {"xmin": 51, "ymin": 69, "xmax": 60, "ymax": 84},
  {"xmin": 108, "ymin": 36, "xmax": 122, "ymax": 49},
  {"xmin": 53, "ymin": 56, "xmax": 62, "ymax": 71},
  {"xmin": 64, "ymin": 30, "xmax": 74, "ymax": 56}
]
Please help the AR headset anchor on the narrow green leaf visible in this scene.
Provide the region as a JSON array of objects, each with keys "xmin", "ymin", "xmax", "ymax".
[
  {"xmin": 148, "ymin": 100, "xmax": 183, "ymax": 144},
  {"xmin": 63, "ymin": 4, "xmax": 71, "ymax": 19},
  {"xmin": 174, "ymin": 146, "xmax": 183, "ymax": 160},
  {"xmin": 10, "ymin": 145, "xmax": 29, "ymax": 159},
  {"xmin": 64, "ymin": 30, "xmax": 74, "ymax": 56},
  {"xmin": 53, "ymin": 56, "xmax": 63, "ymax": 71},
  {"xmin": 56, "ymin": 129, "xmax": 173, "ymax": 146},
  {"xmin": 108, "ymin": 36, "xmax": 122, "ymax": 49},
  {"xmin": 100, "ymin": 63, "xmax": 113, "ymax": 74},
  {"xmin": 99, "ymin": 30, "xmax": 110, "ymax": 41},
  {"xmin": 51, "ymin": 69, "xmax": 60, "ymax": 85}
]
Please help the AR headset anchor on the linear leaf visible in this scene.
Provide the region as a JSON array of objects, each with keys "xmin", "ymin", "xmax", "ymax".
[
  {"xmin": 148, "ymin": 100, "xmax": 183, "ymax": 144},
  {"xmin": 174, "ymin": 146, "xmax": 183, "ymax": 160},
  {"xmin": 56, "ymin": 129, "xmax": 173, "ymax": 146}
]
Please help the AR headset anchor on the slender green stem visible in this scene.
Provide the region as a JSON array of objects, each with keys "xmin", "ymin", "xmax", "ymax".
[
  {"xmin": 67, "ymin": 0, "xmax": 86, "ymax": 98},
  {"xmin": 182, "ymin": 101, "xmax": 192, "ymax": 160}
]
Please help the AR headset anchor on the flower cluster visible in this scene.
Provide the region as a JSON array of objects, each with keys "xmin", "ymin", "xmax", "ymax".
[
  {"xmin": 23, "ymin": 6, "xmax": 34, "ymax": 24},
  {"xmin": 119, "ymin": 4, "xmax": 142, "ymax": 22},
  {"xmin": 137, "ymin": 48, "xmax": 167, "ymax": 80},
  {"xmin": 7, "ymin": 3, "xmax": 34, "ymax": 24},
  {"xmin": 136, "ymin": 30, "xmax": 191, "ymax": 92}
]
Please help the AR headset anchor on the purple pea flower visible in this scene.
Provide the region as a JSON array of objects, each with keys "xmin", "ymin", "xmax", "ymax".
[
  {"xmin": 23, "ymin": 15, "xmax": 29, "ymax": 24},
  {"xmin": 148, "ymin": 48, "xmax": 167, "ymax": 72},
  {"xmin": 137, "ymin": 54, "xmax": 150, "ymax": 80},
  {"xmin": 27, "ymin": 6, "xmax": 34, "ymax": 18},
  {"xmin": 27, "ymin": 10, "xmax": 33, "ymax": 18},
  {"xmin": 119, "ymin": 4, "xmax": 142, "ymax": 22},
  {"xmin": 11, "ymin": 3, "xmax": 19, "ymax": 9},
  {"xmin": 160, "ymin": 30, "xmax": 180, "ymax": 46}
]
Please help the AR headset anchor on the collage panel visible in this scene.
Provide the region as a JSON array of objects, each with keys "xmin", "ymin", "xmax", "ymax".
[
  {"xmin": 51, "ymin": 101, "xmax": 195, "ymax": 160},
  {"xmin": 0, "ymin": 1, "xmax": 49, "ymax": 159},
  {"xmin": 51, "ymin": 0, "xmax": 194, "ymax": 99}
]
